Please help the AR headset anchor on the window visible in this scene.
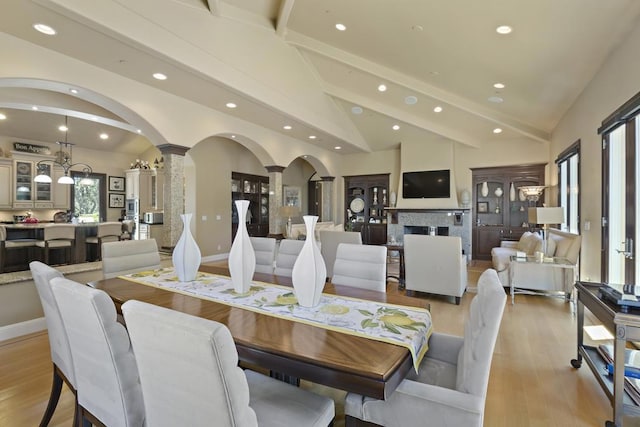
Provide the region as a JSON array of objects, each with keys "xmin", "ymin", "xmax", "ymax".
[
  {"xmin": 70, "ymin": 171, "xmax": 107, "ymax": 222},
  {"xmin": 556, "ymin": 141, "xmax": 580, "ymax": 234},
  {"xmin": 599, "ymin": 90, "xmax": 640, "ymax": 283}
]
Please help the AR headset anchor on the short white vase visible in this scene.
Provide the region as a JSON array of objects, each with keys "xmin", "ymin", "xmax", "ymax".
[
  {"xmin": 173, "ymin": 213, "xmax": 202, "ymax": 282},
  {"xmin": 228, "ymin": 200, "xmax": 256, "ymax": 294},
  {"xmin": 291, "ymin": 215, "xmax": 326, "ymax": 307}
]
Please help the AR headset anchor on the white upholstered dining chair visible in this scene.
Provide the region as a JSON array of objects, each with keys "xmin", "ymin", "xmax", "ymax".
[
  {"xmin": 1, "ymin": 224, "xmax": 37, "ymax": 273},
  {"xmin": 319, "ymin": 230, "xmax": 362, "ymax": 279},
  {"xmin": 122, "ymin": 299, "xmax": 335, "ymax": 427},
  {"xmin": 101, "ymin": 238, "xmax": 161, "ymax": 279},
  {"xmin": 34, "ymin": 224, "xmax": 76, "ymax": 265},
  {"xmin": 51, "ymin": 277, "xmax": 145, "ymax": 427},
  {"xmin": 274, "ymin": 239, "xmax": 305, "ymax": 277},
  {"xmin": 250, "ymin": 236, "xmax": 277, "ymax": 274},
  {"xmin": 29, "ymin": 261, "xmax": 78, "ymax": 427},
  {"xmin": 331, "ymin": 243, "xmax": 387, "ymax": 292},
  {"xmin": 345, "ymin": 268, "xmax": 506, "ymax": 427}
]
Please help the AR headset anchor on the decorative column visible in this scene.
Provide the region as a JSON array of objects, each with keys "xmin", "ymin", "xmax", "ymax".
[
  {"xmin": 319, "ymin": 176, "xmax": 334, "ymax": 222},
  {"xmin": 157, "ymin": 144, "xmax": 190, "ymax": 249},
  {"xmin": 266, "ymin": 165, "xmax": 285, "ymax": 238}
]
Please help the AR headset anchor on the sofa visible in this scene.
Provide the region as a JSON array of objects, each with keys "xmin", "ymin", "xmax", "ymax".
[
  {"xmin": 287, "ymin": 221, "xmax": 343, "ymax": 240},
  {"xmin": 491, "ymin": 228, "xmax": 582, "ymax": 290}
]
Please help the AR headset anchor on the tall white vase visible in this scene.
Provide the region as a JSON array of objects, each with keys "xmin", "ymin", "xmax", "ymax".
[
  {"xmin": 481, "ymin": 181, "xmax": 489, "ymax": 197},
  {"xmin": 509, "ymin": 183, "xmax": 516, "ymax": 201},
  {"xmin": 228, "ymin": 200, "xmax": 256, "ymax": 294},
  {"xmin": 172, "ymin": 213, "xmax": 202, "ymax": 282},
  {"xmin": 291, "ymin": 215, "xmax": 326, "ymax": 307}
]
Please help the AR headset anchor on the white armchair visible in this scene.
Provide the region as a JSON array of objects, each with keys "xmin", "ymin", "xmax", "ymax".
[
  {"xmin": 345, "ymin": 268, "xmax": 506, "ymax": 427},
  {"xmin": 404, "ymin": 234, "xmax": 467, "ymax": 304}
]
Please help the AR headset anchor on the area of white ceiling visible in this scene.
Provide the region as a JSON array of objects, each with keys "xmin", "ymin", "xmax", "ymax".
[{"xmin": 1, "ymin": 0, "xmax": 639, "ymax": 156}]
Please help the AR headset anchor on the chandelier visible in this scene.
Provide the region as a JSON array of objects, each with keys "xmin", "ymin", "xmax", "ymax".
[
  {"xmin": 519, "ymin": 185, "xmax": 546, "ymax": 202},
  {"xmin": 34, "ymin": 116, "xmax": 93, "ymax": 185}
]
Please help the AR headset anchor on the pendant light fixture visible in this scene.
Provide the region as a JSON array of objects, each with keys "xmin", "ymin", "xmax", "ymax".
[{"xmin": 34, "ymin": 116, "xmax": 94, "ymax": 185}]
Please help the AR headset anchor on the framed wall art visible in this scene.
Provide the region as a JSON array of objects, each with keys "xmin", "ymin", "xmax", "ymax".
[{"xmin": 109, "ymin": 176, "xmax": 126, "ymax": 192}]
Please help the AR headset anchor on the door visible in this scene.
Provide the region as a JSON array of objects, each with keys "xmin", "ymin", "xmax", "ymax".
[{"xmin": 602, "ymin": 119, "xmax": 637, "ymax": 284}]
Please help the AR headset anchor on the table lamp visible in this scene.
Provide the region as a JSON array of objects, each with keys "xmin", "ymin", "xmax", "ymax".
[
  {"xmin": 528, "ymin": 207, "xmax": 564, "ymax": 256},
  {"xmin": 278, "ymin": 205, "xmax": 300, "ymax": 238}
]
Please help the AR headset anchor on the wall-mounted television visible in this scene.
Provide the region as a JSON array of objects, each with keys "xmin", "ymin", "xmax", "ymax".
[{"xmin": 402, "ymin": 169, "xmax": 450, "ymax": 199}]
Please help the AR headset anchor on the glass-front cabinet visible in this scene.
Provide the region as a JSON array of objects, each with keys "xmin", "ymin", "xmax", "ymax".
[
  {"xmin": 14, "ymin": 159, "xmax": 54, "ymax": 209},
  {"xmin": 344, "ymin": 173, "xmax": 389, "ymax": 244},
  {"xmin": 231, "ymin": 171, "xmax": 269, "ymax": 238},
  {"xmin": 471, "ymin": 164, "xmax": 546, "ymax": 260}
]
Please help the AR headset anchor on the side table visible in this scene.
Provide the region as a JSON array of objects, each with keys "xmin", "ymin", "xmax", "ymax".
[
  {"xmin": 385, "ymin": 244, "xmax": 405, "ymax": 289},
  {"xmin": 509, "ymin": 255, "xmax": 576, "ymax": 304}
]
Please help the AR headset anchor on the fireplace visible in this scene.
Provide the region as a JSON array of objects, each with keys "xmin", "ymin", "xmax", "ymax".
[{"xmin": 404, "ymin": 226, "xmax": 449, "ymax": 236}]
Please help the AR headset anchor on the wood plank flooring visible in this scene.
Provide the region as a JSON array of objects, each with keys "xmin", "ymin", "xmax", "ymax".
[{"xmin": 0, "ymin": 261, "xmax": 634, "ymax": 426}]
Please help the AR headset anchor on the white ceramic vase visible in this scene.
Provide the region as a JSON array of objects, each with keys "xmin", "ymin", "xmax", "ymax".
[
  {"xmin": 228, "ymin": 200, "xmax": 256, "ymax": 294},
  {"xmin": 509, "ymin": 183, "xmax": 516, "ymax": 201},
  {"xmin": 481, "ymin": 182, "xmax": 489, "ymax": 197},
  {"xmin": 291, "ymin": 215, "xmax": 326, "ymax": 307},
  {"xmin": 172, "ymin": 213, "xmax": 202, "ymax": 282},
  {"xmin": 494, "ymin": 187, "xmax": 503, "ymax": 197}
]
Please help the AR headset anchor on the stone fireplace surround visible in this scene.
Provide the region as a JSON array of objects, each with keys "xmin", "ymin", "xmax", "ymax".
[{"xmin": 387, "ymin": 209, "xmax": 472, "ymax": 261}]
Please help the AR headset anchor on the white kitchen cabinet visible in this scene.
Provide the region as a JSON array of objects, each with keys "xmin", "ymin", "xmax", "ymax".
[
  {"xmin": 52, "ymin": 167, "xmax": 70, "ymax": 209},
  {"xmin": 125, "ymin": 168, "xmax": 163, "ymax": 212},
  {"xmin": 0, "ymin": 158, "xmax": 12, "ymax": 209}
]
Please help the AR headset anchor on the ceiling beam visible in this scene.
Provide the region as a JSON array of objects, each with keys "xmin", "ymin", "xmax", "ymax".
[
  {"xmin": 276, "ymin": 0, "xmax": 296, "ymax": 37},
  {"xmin": 287, "ymin": 32, "xmax": 550, "ymax": 144}
]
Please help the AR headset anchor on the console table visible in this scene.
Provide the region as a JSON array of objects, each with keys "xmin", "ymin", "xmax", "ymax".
[{"xmin": 571, "ymin": 281, "xmax": 640, "ymax": 426}]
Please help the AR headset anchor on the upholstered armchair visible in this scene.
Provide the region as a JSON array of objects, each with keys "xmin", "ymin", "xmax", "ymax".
[
  {"xmin": 319, "ymin": 230, "xmax": 363, "ymax": 279},
  {"xmin": 403, "ymin": 234, "xmax": 467, "ymax": 304},
  {"xmin": 345, "ymin": 268, "xmax": 506, "ymax": 427}
]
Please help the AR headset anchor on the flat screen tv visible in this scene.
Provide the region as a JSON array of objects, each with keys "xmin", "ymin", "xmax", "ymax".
[{"xmin": 402, "ymin": 169, "xmax": 450, "ymax": 199}]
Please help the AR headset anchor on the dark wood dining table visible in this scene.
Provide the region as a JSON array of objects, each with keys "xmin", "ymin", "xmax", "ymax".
[{"xmin": 91, "ymin": 264, "xmax": 429, "ymax": 400}]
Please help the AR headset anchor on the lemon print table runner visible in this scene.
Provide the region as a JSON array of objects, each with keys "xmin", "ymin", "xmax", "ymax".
[{"xmin": 120, "ymin": 268, "xmax": 432, "ymax": 372}]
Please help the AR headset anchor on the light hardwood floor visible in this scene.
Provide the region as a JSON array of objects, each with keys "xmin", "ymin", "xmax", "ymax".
[{"xmin": 0, "ymin": 261, "xmax": 632, "ymax": 426}]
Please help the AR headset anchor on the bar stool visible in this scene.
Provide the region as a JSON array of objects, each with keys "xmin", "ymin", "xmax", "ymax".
[
  {"xmin": 35, "ymin": 225, "xmax": 76, "ymax": 265},
  {"xmin": 85, "ymin": 222, "xmax": 122, "ymax": 261},
  {"xmin": 0, "ymin": 225, "xmax": 37, "ymax": 273}
]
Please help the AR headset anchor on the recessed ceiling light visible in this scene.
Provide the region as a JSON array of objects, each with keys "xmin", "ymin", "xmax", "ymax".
[
  {"xmin": 392, "ymin": 124, "xmax": 400, "ymax": 130},
  {"xmin": 433, "ymin": 106, "xmax": 443, "ymax": 113},
  {"xmin": 335, "ymin": 23, "xmax": 346, "ymax": 31},
  {"xmin": 283, "ymin": 125, "xmax": 292, "ymax": 130},
  {"xmin": 308, "ymin": 135, "xmax": 317, "ymax": 140},
  {"xmin": 496, "ymin": 25, "xmax": 512, "ymax": 35},
  {"xmin": 231, "ymin": 135, "xmax": 236, "ymax": 138},
  {"xmin": 69, "ymin": 88, "xmax": 78, "ymax": 94},
  {"xmin": 137, "ymin": 129, "xmax": 142, "ymax": 134},
  {"xmin": 302, "ymin": 155, "xmax": 308, "ymax": 158},
  {"xmin": 334, "ymin": 146, "xmax": 342, "ymax": 150},
  {"xmin": 152, "ymin": 73, "xmax": 167, "ymax": 80},
  {"xmin": 33, "ymin": 23, "xmax": 56, "ymax": 35},
  {"xmin": 488, "ymin": 96, "xmax": 504, "ymax": 103},
  {"xmin": 58, "ymin": 124, "xmax": 68, "ymax": 132},
  {"xmin": 226, "ymin": 102, "xmax": 237, "ymax": 108},
  {"xmin": 378, "ymin": 84, "xmax": 387, "ymax": 92},
  {"xmin": 493, "ymin": 83, "xmax": 505, "ymax": 89},
  {"xmin": 405, "ymin": 95, "xmax": 418, "ymax": 105},
  {"xmin": 351, "ymin": 106, "xmax": 363, "ymax": 114},
  {"xmin": 31, "ymin": 106, "xmax": 38, "ymax": 111},
  {"xmin": 99, "ymin": 133, "xmax": 109, "ymax": 140},
  {"xmin": 0, "ymin": 113, "xmax": 6, "ymax": 120},
  {"xmin": 493, "ymin": 128, "xmax": 503, "ymax": 134}
]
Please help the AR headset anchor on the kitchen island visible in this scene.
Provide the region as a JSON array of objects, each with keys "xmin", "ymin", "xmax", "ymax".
[{"xmin": 1, "ymin": 222, "xmax": 120, "ymax": 272}]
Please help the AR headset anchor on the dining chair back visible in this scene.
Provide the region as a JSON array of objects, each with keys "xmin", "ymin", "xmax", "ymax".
[
  {"xmin": 101, "ymin": 239, "xmax": 161, "ymax": 279},
  {"xmin": 274, "ymin": 239, "xmax": 305, "ymax": 277},
  {"xmin": 35, "ymin": 224, "xmax": 76, "ymax": 265},
  {"xmin": 331, "ymin": 243, "xmax": 387, "ymax": 292},
  {"xmin": 51, "ymin": 277, "xmax": 145, "ymax": 427},
  {"xmin": 122, "ymin": 299, "xmax": 335, "ymax": 427},
  {"xmin": 344, "ymin": 268, "xmax": 506, "ymax": 427},
  {"xmin": 1, "ymin": 225, "xmax": 37, "ymax": 273},
  {"xmin": 29, "ymin": 261, "xmax": 77, "ymax": 426},
  {"xmin": 250, "ymin": 236, "xmax": 276, "ymax": 275},
  {"xmin": 85, "ymin": 221, "xmax": 123, "ymax": 260},
  {"xmin": 319, "ymin": 230, "xmax": 362, "ymax": 279}
]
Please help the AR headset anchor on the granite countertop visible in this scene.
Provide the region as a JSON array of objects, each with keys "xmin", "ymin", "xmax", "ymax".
[{"xmin": 3, "ymin": 222, "xmax": 105, "ymax": 229}]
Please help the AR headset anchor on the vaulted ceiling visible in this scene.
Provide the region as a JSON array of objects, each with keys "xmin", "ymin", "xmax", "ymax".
[{"xmin": 1, "ymin": 0, "xmax": 640, "ymax": 155}]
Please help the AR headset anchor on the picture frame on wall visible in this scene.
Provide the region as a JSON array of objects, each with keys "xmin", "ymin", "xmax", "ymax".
[
  {"xmin": 283, "ymin": 185, "xmax": 301, "ymax": 209},
  {"xmin": 477, "ymin": 201, "xmax": 489, "ymax": 213},
  {"xmin": 109, "ymin": 193, "xmax": 125, "ymax": 208},
  {"xmin": 109, "ymin": 176, "xmax": 126, "ymax": 192}
]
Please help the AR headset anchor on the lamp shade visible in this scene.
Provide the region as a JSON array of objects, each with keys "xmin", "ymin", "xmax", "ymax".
[
  {"xmin": 528, "ymin": 207, "xmax": 564, "ymax": 224},
  {"xmin": 278, "ymin": 205, "xmax": 300, "ymax": 218},
  {"xmin": 57, "ymin": 175, "xmax": 74, "ymax": 185}
]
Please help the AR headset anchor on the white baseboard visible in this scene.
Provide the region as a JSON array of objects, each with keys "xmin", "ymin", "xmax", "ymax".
[
  {"xmin": 0, "ymin": 317, "xmax": 46, "ymax": 342},
  {"xmin": 201, "ymin": 253, "xmax": 228, "ymax": 263}
]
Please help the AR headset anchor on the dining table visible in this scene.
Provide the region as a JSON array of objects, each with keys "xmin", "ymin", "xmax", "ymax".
[{"xmin": 91, "ymin": 264, "xmax": 430, "ymax": 400}]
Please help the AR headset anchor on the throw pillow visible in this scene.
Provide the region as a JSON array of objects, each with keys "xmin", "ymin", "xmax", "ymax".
[
  {"xmin": 516, "ymin": 232, "xmax": 533, "ymax": 252},
  {"xmin": 545, "ymin": 235, "xmax": 557, "ymax": 257}
]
